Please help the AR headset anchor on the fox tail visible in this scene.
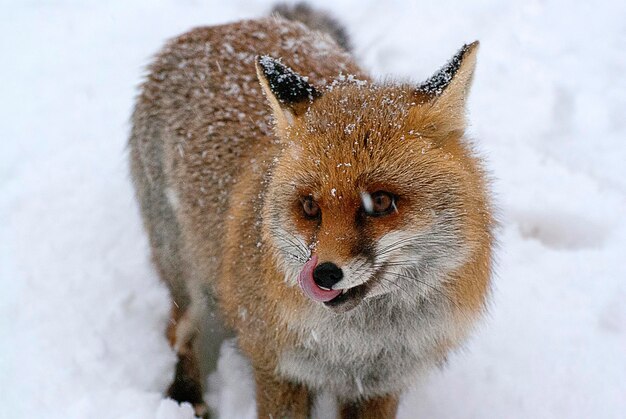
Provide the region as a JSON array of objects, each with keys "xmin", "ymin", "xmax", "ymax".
[{"xmin": 272, "ymin": 2, "xmax": 352, "ymax": 52}]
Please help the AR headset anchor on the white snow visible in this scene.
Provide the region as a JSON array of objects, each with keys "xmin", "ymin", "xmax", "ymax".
[
  {"xmin": 360, "ymin": 192, "xmax": 374, "ymax": 214},
  {"xmin": 1, "ymin": 0, "xmax": 625, "ymax": 418}
]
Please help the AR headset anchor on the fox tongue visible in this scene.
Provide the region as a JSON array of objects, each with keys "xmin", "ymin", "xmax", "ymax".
[{"xmin": 298, "ymin": 255, "xmax": 342, "ymax": 303}]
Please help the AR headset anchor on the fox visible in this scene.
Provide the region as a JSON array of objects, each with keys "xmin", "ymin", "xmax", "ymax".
[{"xmin": 129, "ymin": 3, "xmax": 495, "ymax": 418}]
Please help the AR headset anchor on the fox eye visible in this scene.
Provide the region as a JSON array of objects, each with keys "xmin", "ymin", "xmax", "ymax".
[
  {"xmin": 369, "ymin": 191, "xmax": 395, "ymax": 216},
  {"xmin": 301, "ymin": 196, "xmax": 320, "ymax": 219}
]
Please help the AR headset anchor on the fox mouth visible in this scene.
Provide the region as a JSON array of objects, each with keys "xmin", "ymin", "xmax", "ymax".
[
  {"xmin": 323, "ymin": 282, "xmax": 369, "ymax": 312},
  {"xmin": 297, "ymin": 255, "xmax": 373, "ymax": 313}
]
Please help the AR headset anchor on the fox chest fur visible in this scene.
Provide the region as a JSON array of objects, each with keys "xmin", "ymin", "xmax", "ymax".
[
  {"xmin": 130, "ymin": 11, "xmax": 494, "ymax": 417},
  {"xmin": 275, "ymin": 292, "xmax": 468, "ymax": 400}
]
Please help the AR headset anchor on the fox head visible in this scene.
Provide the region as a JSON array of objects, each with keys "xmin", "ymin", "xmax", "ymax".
[{"xmin": 256, "ymin": 43, "xmax": 491, "ymax": 313}]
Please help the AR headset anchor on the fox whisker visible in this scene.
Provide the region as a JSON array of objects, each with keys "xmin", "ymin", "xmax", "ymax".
[{"xmin": 380, "ymin": 270, "xmax": 459, "ymax": 308}]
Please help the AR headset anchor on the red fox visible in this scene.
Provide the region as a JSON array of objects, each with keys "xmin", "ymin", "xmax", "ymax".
[{"xmin": 129, "ymin": 3, "xmax": 494, "ymax": 418}]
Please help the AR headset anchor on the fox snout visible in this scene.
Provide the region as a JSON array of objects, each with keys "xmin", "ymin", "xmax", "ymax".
[
  {"xmin": 297, "ymin": 254, "xmax": 374, "ymax": 312},
  {"xmin": 312, "ymin": 262, "xmax": 343, "ymax": 289}
]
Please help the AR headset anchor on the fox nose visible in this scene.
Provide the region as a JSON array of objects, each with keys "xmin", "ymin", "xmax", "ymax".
[{"xmin": 312, "ymin": 262, "xmax": 344, "ymax": 289}]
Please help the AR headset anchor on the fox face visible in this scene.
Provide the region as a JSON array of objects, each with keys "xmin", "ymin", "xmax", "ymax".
[{"xmin": 257, "ymin": 44, "xmax": 487, "ymax": 313}]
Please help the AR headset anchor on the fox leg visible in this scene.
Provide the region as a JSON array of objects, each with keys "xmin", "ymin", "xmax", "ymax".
[
  {"xmin": 339, "ymin": 395, "xmax": 399, "ymax": 419},
  {"xmin": 166, "ymin": 300, "xmax": 209, "ymax": 418},
  {"xmin": 253, "ymin": 368, "xmax": 311, "ymax": 419}
]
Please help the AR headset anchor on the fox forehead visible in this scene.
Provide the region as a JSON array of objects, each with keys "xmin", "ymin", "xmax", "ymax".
[
  {"xmin": 278, "ymin": 84, "xmax": 449, "ymax": 183},
  {"xmin": 280, "ymin": 131, "xmax": 440, "ymax": 204},
  {"xmin": 299, "ymin": 84, "xmax": 419, "ymax": 148}
]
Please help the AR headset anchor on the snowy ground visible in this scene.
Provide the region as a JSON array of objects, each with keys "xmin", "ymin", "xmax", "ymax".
[{"xmin": 1, "ymin": 0, "xmax": 625, "ymax": 418}]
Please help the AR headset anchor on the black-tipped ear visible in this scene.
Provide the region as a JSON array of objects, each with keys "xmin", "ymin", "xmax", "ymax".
[
  {"xmin": 418, "ymin": 41, "xmax": 479, "ymax": 98},
  {"xmin": 413, "ymin": 41, "xmax": 479, "ymax": 134},
  {"xmin": 255, "ymin": 56, "xmax": 320, "ymax": 130},
  {"xmin": 256, "ymin": 56, "xmax": 319, "ymax": 106}
]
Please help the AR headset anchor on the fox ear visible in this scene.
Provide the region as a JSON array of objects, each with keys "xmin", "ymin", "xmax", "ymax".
[
  {"xmin": 415, "ymin": 41, "xmax": 479, "ymax": 134},
  {"xmin": 255, "ymin": 56, "xmax": 320, "ymax": 132}
]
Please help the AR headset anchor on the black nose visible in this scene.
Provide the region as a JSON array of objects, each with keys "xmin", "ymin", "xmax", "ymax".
[{"xmin": 313, "ymin": 262, "xmax": 344, "ymax": 289}]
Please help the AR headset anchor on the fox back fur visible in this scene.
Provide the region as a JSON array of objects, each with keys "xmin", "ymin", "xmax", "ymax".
[{"xmin": 129, "ymin": 5, "xmax": 495, "ymax": 418}]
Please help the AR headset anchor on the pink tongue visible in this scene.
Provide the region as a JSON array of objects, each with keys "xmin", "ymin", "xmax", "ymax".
[{"xmin": 298, "ymin": 255, "xmax": 342, "ymax": 303}]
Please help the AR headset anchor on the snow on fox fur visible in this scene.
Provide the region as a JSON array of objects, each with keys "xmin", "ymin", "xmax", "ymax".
[{"xmin": 129, "ymin": 5, "xmax": 494, "ymax": 418}]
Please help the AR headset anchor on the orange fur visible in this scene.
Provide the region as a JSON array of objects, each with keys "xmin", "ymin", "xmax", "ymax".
[{"xmin": 130, "ymin": 13, "xmax": 493, "ymax": 418}]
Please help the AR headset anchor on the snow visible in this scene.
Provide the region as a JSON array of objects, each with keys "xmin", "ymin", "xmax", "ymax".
[
  {"xmin": 1, "ymin": 0, "xmax": 625, "ymax": 418},
  {"xmin": 361, "ymin": 192, "xmax": 374, "ymax": 213}
]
